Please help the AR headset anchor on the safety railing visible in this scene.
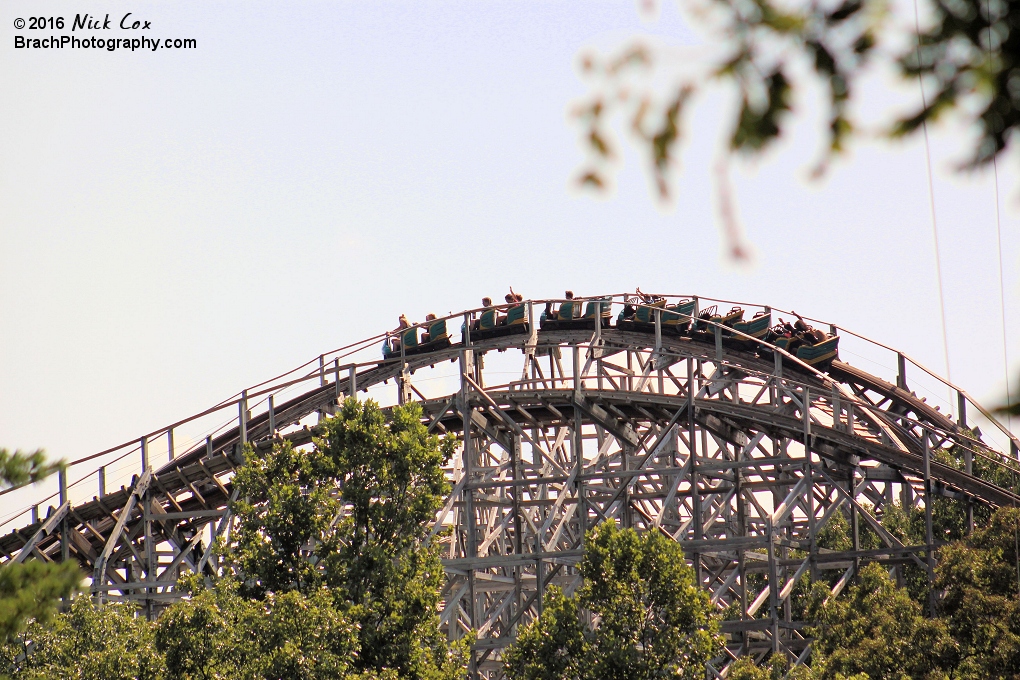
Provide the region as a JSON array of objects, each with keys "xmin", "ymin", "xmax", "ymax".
[{"xmin": 2, "ymin": 293, "xmax": 1015, "ymax": 538}]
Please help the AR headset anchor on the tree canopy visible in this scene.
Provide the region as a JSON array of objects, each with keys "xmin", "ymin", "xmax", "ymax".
[
  {"xmin": 8, "ymin": 410, "xmax": 1020, "ymax": 680},
  {"xmin": 503, "ymin": 522, "xmax": 723, "ymax": 680},
  {"xmin": 226, "ymin": 398, "xmax": 462, "ymax": 679}
]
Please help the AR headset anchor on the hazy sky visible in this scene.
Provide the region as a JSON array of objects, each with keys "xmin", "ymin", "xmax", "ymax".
[{"xmin": 2, "ymin": 1, "xmax": 1017, "ymax": 481}]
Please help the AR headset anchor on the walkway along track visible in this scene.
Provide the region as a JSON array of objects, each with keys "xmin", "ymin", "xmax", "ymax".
[{"xmin": 1, "ymin": 295, "xmax": 1017, "ymax": 676}]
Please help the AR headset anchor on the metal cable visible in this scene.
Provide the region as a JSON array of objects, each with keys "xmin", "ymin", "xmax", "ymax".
[
  {"xmin": 912, "ymin": 0, "xmax": 954, "ymax": 409},
  {"xmin": 994, "ymin": 149, "xmax": 1014, "ymax": 436},
  {"xmin": 981, "ymin": 0, "xmax": 1020, "ymax": 593}
]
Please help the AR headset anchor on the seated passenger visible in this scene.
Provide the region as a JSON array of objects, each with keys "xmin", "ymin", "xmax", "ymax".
[
  {"xmin": 557, "ymin": 290, "xmax": 577, "ymax": 321},
  {"xmin": 622, "ymin": 302, "xmax": 637, "ymax": 321},
  {"xmin": 541, "ymin": 301, "xmax": 555, "ymax": 324},
  {"xmin": 498, "ymin": 293, "xmax": 515, "ymax": 325},
  {"xmin": 391, "ymin": 314, "xmax": 411, "ymax": 351},
  {"xmin": 792, "ymin": 311, "xmax": 809, "ymax": 333},
  {"xmin": 472, "ymin": 297, "xmax": 493, "ymax": 330},
  {"xmin": 421, "ymin": 313, "xmax": 438, "ymax": 342}
]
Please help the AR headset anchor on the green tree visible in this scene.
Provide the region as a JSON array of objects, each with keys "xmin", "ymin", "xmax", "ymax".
[
  {"xmin": 935, "ymin": 507, "xmax": 1020, "ymax": 678},
  {"xmin": 4, "ymin": 596, "xmax": 163, "ymax": 680},
  {"xmin": 727, "ymin": 655, "xmax": 814, "ymax": 680},
  {"xmin": 0, "ymin": 449, "xmax": 81, "ymax": 644},
  {"xmin": 0, "ymin": 449, "xmax": 62, "ymax": 488},
  {"xmin": 805, "ymin": 561, "xmax": 955, "ymax": 679},
  {"xmin": 504, "ymin": 522, "xmax": 723, "ymax": 680},
  {"xmin": 156, "ymin": 577, "xmax": 358, "ymax": 680},
  {"xmin": 229, "ymin": 438, "xmax": 336, "ymax": 596},
  {"xmin": 226, "ymin": 398, "xmax": 464, "ymax": 680}
]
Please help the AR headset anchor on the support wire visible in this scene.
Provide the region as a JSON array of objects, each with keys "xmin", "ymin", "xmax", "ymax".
[{"xmin": 912, "ymin": 0, "xmax": 954, "ymax": 406}]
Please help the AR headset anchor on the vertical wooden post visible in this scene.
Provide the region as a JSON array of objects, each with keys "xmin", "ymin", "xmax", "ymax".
[
  {"xmin": 850, "ymin": 467, "xmax": 860, "ymax": 575},
  {"xmin": 536, "ymin": 532, "xmax": 544, "ymax": 618},
  {"xmin": 459, "ymin": 348, "xmax": 477, "ymax": 675},
  {"xmin": 626, "ymin": 349, "xmax": 633, "ymax": 392},
  {"xmin": 239, "ymin": 390, "xmax": 248, "ymax": 446},
  {"xmin": 167, "ymin": 428, "xmax": 175, "ymax": 462},
  {"xmin": 714, "ymin": 323, "xmax": 723, "ymax": 362},
  {"xmin": 318, "ymin": 356, "xmax": 326, "ymax": 422},
  {"xmin": 349, "ymin": 365, "xmax": 358, "ymax": 397},
  {"xmin": 768, "ymin": 517, "xmax": 780, "ymax": 655},
  {"xmin": 654, "ymin": 306, "xmax": 662, "ymax": 350},
  {"xmin": 897, "ymin": 353, "xmax": 907, "ymax": 390},
  {"xmin": 655, "ymin": 308, "xmax": 664, "ymax": 394},
  {"xmin": 736, "ymin": 435, "xmax": 748, "ymax": 655},
  {"xmin": 688, "ymin": 357, "xmax": 701, "ymax": 584},
  {"xmin": 138, "ymin": 436, "xmax": 154, "ymax": 617},
  {"xmin": 595, "ymin": 299, "xmax": 604, "ymax": 391},
  {"xmin": 399, "ymin": 336, "xmax": 408, "ymax": 406},
  {"xmin": 958, "ymin": 392, "xmax": 974, "ymax": 532},
  {"xmin": 268, "ymin": 395, "xmax": 276, "ymax": 435},
  {"xmin": 831, "ymin": 385, "xmax": 842, "ymax": 431},
  {"xmin": 98, "ymin": 467, "xmax": 106, "ymax": 498},
  {"xmin": 511, "ymin": 433, "xmax": 523, "ymax": 636},
  {"xmin": 573, "ymin": 345, "xmax": 586, "ymax": 538},
  {"xmin": 804, "ymin": 387, "xmax": 816, "ymax": 581},
  {"xmin": 59, "ymin": 467, "xmax": 68, "ymax": 562},
  {"xmin": 334, "ymin": 358, "xmax": 341, "ymax": 403},
  {"xmin": 923, "ymin": 429, "xmax": 936, "ymax": 616}
]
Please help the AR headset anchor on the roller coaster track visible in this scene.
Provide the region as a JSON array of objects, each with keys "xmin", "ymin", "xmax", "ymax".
[{"xmin": 2, "ymin": 293, "xmax": 1017, "ymax": 677}]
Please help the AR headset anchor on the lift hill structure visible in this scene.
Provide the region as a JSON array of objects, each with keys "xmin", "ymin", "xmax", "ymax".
[{"xmin": 1, "ymin": 292, "xmax": 1018, "ymax": 677}]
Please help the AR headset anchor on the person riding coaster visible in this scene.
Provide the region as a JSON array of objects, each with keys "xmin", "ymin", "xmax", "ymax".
[
  {"xmin": 383, "ymin": 313, "xmax": 452, "ymax": 359},
  {"xmin": 759, "ymin": 312, "xmax": 840, "ymax": 370},
  {"xmin": 540, "ymin": 291, "xmax": 610, "ymax": 331},
  {"xmin": 465, "ymin": 289, "xmax": 530, "ymax": 341},
  {"xmin": 691, "ymin": 306, "xmax": 742, "ymax": 342}
]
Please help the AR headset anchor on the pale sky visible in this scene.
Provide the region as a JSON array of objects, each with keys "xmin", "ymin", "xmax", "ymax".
[{"xmin": 2, "ymin": 0, "xmax": 1017, "ymax": 489}]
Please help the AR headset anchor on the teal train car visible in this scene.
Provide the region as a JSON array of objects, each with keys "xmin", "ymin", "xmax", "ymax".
[
  {"xmin": 617, "ymin": 299, "xmax": 697, "ymax": 335},
  {"xmin": 796, "ymin": 335, "xmax": 840, "ymax": 369},
  {"xmin": 383, "ymin": 318, "xmax": 452, "ymax": 359},
  {"xmin": 662, "ymin": 299, "xmax": 697, "ymax": 334},
  {"xmin": 468, "ymin": 304, "xmax": 530, "ymax": 341},
  {"xmin": 726, "ymin": 311, "xmax": 772, "ymax": 349},
  {"xmin": 541, "ymin": 298, "xmax": 610, "ymax": 331},
  {"xmin": 762, "ymin": 328, "xmax": 840, "ymax": 371},
  {"xmin": 471, "ymin": 303, "xmax": 530, "ymax": 342},
  {"xmin": 692, "ymin": 306, "xmax": 743, "ymax": 342}
]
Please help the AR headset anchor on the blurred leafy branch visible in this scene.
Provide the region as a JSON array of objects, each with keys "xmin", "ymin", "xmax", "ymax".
[
  {"xmin": 573, "ymin": 0, "xmax": 1013, "ymax": 255},
  {"xmin": 0, "ymin": 449, "xmax": 64, "ymax": 490},
  {"xmin": 0, "ymin": 449, "xmax": 81, "ymax": 648}
]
